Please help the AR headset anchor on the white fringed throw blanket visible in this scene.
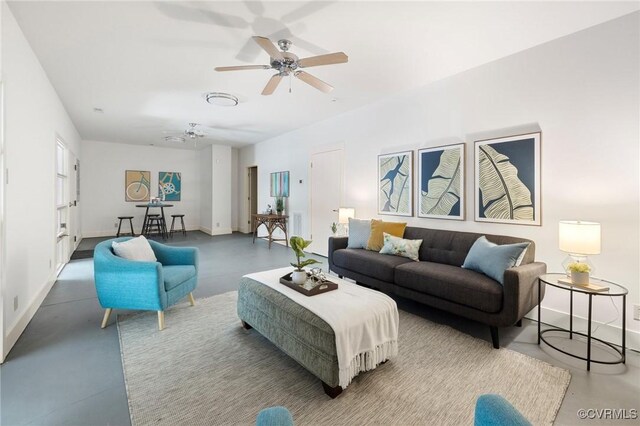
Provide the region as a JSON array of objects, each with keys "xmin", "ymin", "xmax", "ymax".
[{"xmin": 244, "ymin": 268, "xmax": 399, "ymax": 388}]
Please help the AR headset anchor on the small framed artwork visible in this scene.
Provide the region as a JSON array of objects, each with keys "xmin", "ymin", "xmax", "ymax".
[
  {"xmin": 418, "ymin": 143, "xmax": 465, "ymax": 220},
  {"xmin": 158, "ymin": 172, "xmax": 181, "ymax": 201},
  {"xmin": 270, "ymin": 171, "xmax": 290, "ymax": 197},
  {"xmin": 474, "ymin": 132, "xmax": 541, "ymax": 225},
  {"xmin": 125, "ymin": 170, "xmax": 151, "ymax": 202},
  {"xmin": 378, "ymin": 151, "xmax": 413, "ymax": 216}
]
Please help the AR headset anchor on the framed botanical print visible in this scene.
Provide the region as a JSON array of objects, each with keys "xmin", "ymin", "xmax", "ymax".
[
  {"xmin": 474, "ymin": 132, "xmax": 541, "ymax": 225},
  {"xmin": 418, "ymin": 143, "xmax": 464, "ymax": 220},
  {"xmin": 378, "ymin": 151, "xmax": 413, "ymax": 216}
]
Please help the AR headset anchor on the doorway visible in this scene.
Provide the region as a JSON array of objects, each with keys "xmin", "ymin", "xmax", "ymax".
[
  {"xmin": 310, "ymin": 149, "xmax": 343, "ymax": 256},
  {"xmin": 248, "ymin": 166, "xmax": 258, "ymax": 232}
]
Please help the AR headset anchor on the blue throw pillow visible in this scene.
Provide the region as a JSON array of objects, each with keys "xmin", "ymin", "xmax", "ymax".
[
  {"xmin": 462, "ymin": 236, "xmax": 530, "ymax": 284},
  {"xmin": 347, "ymin": 218, "xmax": 372, "ymax": 249}
]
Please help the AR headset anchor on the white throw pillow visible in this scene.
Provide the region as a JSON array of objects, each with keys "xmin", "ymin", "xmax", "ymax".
[{"xmin": 112, "ymin": 236, "xmax": 157, "ymax": 262}]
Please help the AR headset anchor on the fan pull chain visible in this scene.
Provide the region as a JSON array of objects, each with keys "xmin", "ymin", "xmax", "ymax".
[{"xmin": 289, "ymin": 73, "xmax": 292, "ymax": 93}]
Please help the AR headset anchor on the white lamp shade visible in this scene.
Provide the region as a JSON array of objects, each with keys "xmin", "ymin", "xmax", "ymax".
[
  {"xmin": 558, "ymin": 221, "xmax": 601, "ymax": 255},
  {"xmin": 338, "ymin": 208, "xmax": 355, "ymax": 224}
]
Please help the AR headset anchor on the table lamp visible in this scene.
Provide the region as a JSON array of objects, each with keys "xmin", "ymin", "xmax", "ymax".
[
  {"xmin": 337, "ymin": 208, "xmax": 355, "ymax": 236},
  {"xmin": 558, "ymin": 220, "xmax": 601, "ymax": 275}
]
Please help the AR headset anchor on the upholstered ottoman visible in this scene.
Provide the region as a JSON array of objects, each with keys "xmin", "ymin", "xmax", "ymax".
[{"xmin": 237, "ymin": 269, "xmax": 398, "ymax": 398}]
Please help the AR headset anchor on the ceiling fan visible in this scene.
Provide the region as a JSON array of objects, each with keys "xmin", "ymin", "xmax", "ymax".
[
  {"xmin": 215, "ymin": 36, "xmax": 348, "ymax": 95},
  {"xmin": 163, "ymin": 123, "xmax": 206, "ymax": 146}
]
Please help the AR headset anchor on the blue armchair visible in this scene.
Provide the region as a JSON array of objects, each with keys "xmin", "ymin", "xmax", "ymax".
[
  {"xmin": 94, "ymin": 237, "xmax": 199, "ymax": 330},
  {"xmin": 475, "ymin": 394, "xmax": 532, "ymax": 426}
]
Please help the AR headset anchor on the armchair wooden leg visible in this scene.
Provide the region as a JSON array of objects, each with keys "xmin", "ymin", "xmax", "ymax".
[
  {"xmin": 188, "ymin": 292, "xmax": 196, "ymax": 307},
  {"xmin": 101, "ymin": 308, "xmax": 112, "ymax": 329},
  {"xmin": 158, "ymin": 311, "xmax": 165, "ymax": 331}
]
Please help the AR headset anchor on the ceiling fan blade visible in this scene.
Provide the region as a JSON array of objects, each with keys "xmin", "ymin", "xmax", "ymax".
[
  {"xmin": 262, "ymin": 73, "xmax": 284, "ymax": 95},
  {"xmin": 253, "ymin": 36, "xmax": 284, "ymax": 60},
  {"xmin": 298, "ymin": 52, "xmax": 348, "ymax": 68},
  {"xmin": 214, "ymin": 65, "xmax": 270, "ymax": 72},
  {"xmin": 294, "ymin": 71, "xmax": 333, "ymax": 93}
]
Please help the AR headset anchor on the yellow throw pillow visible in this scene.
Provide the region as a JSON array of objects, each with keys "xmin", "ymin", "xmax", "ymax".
[{"xmin": 366, "ymin": 219, "xmax": 407, "ymax": 251}]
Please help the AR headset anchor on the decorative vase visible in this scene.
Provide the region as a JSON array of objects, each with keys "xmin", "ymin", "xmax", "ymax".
[
  {"xmin": 571, "ymin": 271, "xmax": 589, "ymax": 285},
  {"xmin": 291, "ymin": 270, "xmax": 307, "ymax": 285}
]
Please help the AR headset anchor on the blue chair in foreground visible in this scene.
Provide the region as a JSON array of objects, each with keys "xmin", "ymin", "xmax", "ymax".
[
  {"xmin": 475, "ymin": 394, "xmax": 532, "ymax": 426},
  {"xmin": 94, "ymin": 237, "xmax": 198, "ymax": 330},
  {"xmin": 256, "ymin": 406, "xmax": 294, "ymax": 426}
]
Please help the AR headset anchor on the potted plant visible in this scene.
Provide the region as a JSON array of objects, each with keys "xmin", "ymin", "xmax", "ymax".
[
  {"xmin": 289, "ymin": 236, "xmax": 321, "ymax": 284},
  {"xmin": 275, "ymin": 197, "xmax": 284, "ymax": 215},
  {"xmin": 568, "ymin": 262, "xmax": 591, "ymax": 285},
  {"xmin": 330, "ymin": 222, "xmax": 338, "ymax": 235}
]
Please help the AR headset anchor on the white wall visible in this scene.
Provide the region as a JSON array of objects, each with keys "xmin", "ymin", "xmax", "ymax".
[
  {"xmin": 209, "ymin": 145, "xmax": 233, "ymax": 235},
  {"xmin": 1, "ymin": 3, "xmax": 81, "ymax": 360},
  {"xmin": 80, "ymin": 140, "xmax": 201, "ymax": 237},
  {"xmin": 199, "ymin": 145, "xmax": 213, "ymax": 233},
  {"xmin": 239, "ymin": 14, "xmax": 640, "ymax": 346}
]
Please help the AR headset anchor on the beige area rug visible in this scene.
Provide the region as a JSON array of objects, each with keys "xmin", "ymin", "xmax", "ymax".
[{"xmin": 118, "ymin": 292, "xmax": 570, "ymax": 425}]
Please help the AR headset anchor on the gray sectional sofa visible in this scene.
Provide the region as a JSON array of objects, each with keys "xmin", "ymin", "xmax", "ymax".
[{"xmin": 328, "ymin": 227, "xmax": 547, "ymax": 348}]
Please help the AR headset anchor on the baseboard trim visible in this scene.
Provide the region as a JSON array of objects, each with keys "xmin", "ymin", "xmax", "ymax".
[
  {"xmin": 82, "ymin": 228, "xmax": 201, "ymax": 239},
  {"xmin": 199, "ymin": 227, "xmax": 233, "ymax": 236},
  {"xmin": 3, "ymin": 273, "xmax": 57, "ymax": 362},
  {"xmin": 525, "ymin": 306, "xmax": 640, "ymax": 352}
]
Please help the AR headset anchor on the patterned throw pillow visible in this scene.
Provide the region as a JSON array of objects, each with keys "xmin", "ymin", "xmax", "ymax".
[
  {"xmin": 379, "ymin": 232, "xmax": 423, "ymax": 261},
  {"xmin": 366, "ymin": 219, "xmax": 407, "ymax": 251},
  {"xmin": 347, "ymin": 218, "xmax": 372, "ymax": 248}
]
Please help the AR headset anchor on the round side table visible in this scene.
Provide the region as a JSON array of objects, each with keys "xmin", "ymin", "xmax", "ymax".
[{"xmin": 537, "ymin": 273, "xmax": 627, "ymax": 371}]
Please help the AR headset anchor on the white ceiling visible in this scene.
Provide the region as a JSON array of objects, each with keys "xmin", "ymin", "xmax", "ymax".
[{"xmin": 7, "ymin": 1, "xmax": 639, "ymax": 149}]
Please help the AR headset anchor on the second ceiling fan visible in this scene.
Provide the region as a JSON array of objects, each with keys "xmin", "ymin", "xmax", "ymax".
[{"xmin": 215, "ymin": 36, "xmax": 348, "ymax": 95}]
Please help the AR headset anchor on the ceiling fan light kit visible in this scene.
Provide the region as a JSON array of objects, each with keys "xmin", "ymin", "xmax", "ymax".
[
  {"xmin": 205, "ymin": 92, "xmax": 239, "ymax": 107},
  {"xmin": 165, "ymin": 136, "xmax": 185, "ymax": 144},
  {"xmin": 215, "ymin": 36, "xmax": 348, "ymax": 96}
]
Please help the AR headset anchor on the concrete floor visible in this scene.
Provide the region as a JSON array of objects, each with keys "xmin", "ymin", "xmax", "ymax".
[{"xmin": 1, "ymin": 231, "xmax": 638, "ymax": 425}]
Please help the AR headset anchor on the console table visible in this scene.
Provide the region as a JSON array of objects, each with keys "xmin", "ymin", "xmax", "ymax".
[{"xmin": 252, "ymin": 214, "xmax": 289, "ymax": 249}]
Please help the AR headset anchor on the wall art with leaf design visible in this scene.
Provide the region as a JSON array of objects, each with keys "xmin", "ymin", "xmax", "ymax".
[
  {"xmin": 378, "ymin": 151, "xmax": 413, "ymax": 216},
  {"xmin": 474, "ymin": 132, "xmax": 541, "ymax": 225},
  {"xmin": 418, "ymin": 143, "xmax": 465, "ymax": 220}
]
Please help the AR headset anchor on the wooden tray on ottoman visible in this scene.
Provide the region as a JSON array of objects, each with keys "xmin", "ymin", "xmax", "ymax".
[{"xmin": 279, "ymin": 272, "xmax": 338, "ymax": 296}]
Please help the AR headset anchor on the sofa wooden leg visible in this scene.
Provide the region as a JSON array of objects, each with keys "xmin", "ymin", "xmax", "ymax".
[
  {"xmin": 188, "ymin": 292, "xmax": 196, "ymax": 307},
  {"xmin": 490, "ymin": 326, "xmax": 499, "ymax": 349},
  {"xmin": 322, "ymin": 381, "xmax": 343, "ymax": 399},
  {"xmin": 516, "ymin": 319, "xmax": 523, "ymax": 327},
  {"xmin": 241, "ymin": 320, "xmax": 252, "ymax": 330},
  {"xmin": 158, "ymin": 311, "xmax": 165, "ymax": 331},
  {"xmin": 101, "ymin": 308, "xmax": 112, "ymax": 329}
]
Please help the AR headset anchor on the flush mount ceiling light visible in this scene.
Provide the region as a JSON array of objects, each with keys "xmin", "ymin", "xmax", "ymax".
[
  {"xmin": 205, "ymin": 92, "xmax": 239, "ymax": 107},
  {"xmin": 165, "ymin": 136, "xmax": 185, "ymax": 144}
]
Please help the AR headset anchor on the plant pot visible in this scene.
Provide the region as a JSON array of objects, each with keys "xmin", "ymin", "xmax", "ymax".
[
  {"xmin": 291, "ymin": 270, "xmax": 307, "ymax": 285},
  {"xmin": 571, "ymin": 271, "xmax": 590, "ymax": 285}
]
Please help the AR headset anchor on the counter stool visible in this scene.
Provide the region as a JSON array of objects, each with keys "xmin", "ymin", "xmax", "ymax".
[
  {"xmin": 142, "ymin": 213, "xmax": 160, "ymax": 235},
  {"xmin": 146, "ymin": 216, "xmax": 164, "ymax": 238},
  {"xmin": 116, "ymin": 216, "xmax": 135, "ymax": 237},
  {"xmin": 170, "ymin": 214, "xmax": 187, "ymax": 237}
]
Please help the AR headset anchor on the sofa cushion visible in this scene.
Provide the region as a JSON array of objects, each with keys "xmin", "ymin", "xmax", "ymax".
[
  {"xmin": 462, "ymin": 236, "xmax": 530, "ymax": 284},
  {"xmin": 332, "ymin": 248, "xmax": 412, "ymax": 282},
  {"xmin": 403, "ymin": 227, "xmax": 535, "ymax": 266},
  {"xmin": 366, "ymin": 219, "xmax": 407, "ymax": 251},
  {"xmin": 347, "ymin": 218, "xmax": 372, "ymax": 249},
  {"xmin": 379, "ymin": 232, "xmax": 423, "ymax": 261},
  {"xmin": 163, "ymin": 265, "xmax": 196, "ymax": 291},
  {"xmin": 394, "ymin": 261, "xmax": 503, "ymax": 313}
]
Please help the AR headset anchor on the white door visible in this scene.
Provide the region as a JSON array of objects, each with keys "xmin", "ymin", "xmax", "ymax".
[
  {"xmin": 310, "ymin": 149, "xmax": 343, "ymax": 256},
  {"xmin": 67, "ymin": 154, "xmax": 79, "ymax": 255}
]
